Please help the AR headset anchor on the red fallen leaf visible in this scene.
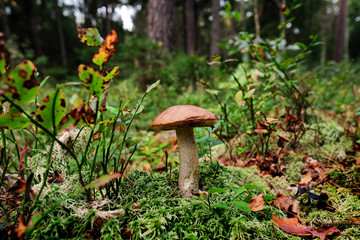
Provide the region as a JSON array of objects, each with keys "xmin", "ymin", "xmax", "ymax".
[
  {"xmin": 124, "ymin": 227, "xmax": 134, "ymax": 238},
  {"xmin": 248, "ymin": 194, "xmax": 265, "ymax": 211},
  {"xmin": 309, "ymin": 226, "xmax": 340, "ymax": 240},
  {"xmin": 272, "ymin": 215, "xmax": 313, "ymax": 236},
  {"xmin": 272, "ymin": 193, "xmax": 299, "ymax": 215},
  {"xmin": 133, "ymin": 201, "xmax": 140, "ymax": 210}
]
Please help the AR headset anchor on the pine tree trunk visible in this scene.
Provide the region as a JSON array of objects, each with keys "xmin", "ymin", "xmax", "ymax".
[
  {"xmin": 186, "ymin": 0, "xmax": 196, "ymax": 55},
  {"xmin": 211, "ymin": 0, "xmax": 220, "ymax": 56},
  {"xmin": 147, "ymin": 0, "xmax": 175, "ymax": 51},
  {"xmin": 320, "ymin": 0, "xmax": 328, "ymax": 66},
  {"xmin": 240, "ymin": 0, "xmax": 246, "ymax": 30},
  {"xmin": 273, "ymin": 0, "xmax": 286, "ymax": 35},
  {"xmin": 334, "ymin": 0, "xmax": 347, "ymax": 62},
  {"xmin": 253, "ymin": 0, "xmax": 261, "ymax": 41},
  {"xmin": 55, "ymin": 0, "xmax": 67, "ymax": 67},
  {"xmin": 24, "ymin": 0, "xmax": 43, "ymax": 58}
]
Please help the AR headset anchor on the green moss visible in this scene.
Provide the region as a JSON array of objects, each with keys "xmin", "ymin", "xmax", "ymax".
[
  {"xmin": 27, "ymin": 161, "xmax": 359, "ymax": 239},
  {"xmin": 284, "ymin": 154, "xmax": 305, "ymax": 182}
]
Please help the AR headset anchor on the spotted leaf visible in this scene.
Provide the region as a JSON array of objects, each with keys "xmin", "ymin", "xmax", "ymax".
[
  {"xmin": 77, "ymin": 28, "xmax": 102, "ymax": 47},
  {"xmin": 0, "ymin": 114, "xmax": 31, "ymax": 129},
  {"xmin": 104, "ymin": 67, "xmax": 120, "ymax": 81},
  {"xmin": 36, "ymin": 89, "xmax": 66, "ymax": 129},
  {"xmin": 6, "ymin": 61, "xmax": 39, "ymax": 104},
  {"xmin": 58, "ymin": 103, "xmax": 96, "ymax": 131},
  {"xmin": 92, "ymin": 30, "xmax": 118, "ymax": 68},
  {"xmin": 78, "ymin": 64, "xmax": 109, "ymax": 98}
]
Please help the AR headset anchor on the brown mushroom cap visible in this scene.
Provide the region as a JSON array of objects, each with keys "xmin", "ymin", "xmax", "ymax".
[{"xmin": 151, "ymin": 105, "xmax": 218, "ymax": 131}]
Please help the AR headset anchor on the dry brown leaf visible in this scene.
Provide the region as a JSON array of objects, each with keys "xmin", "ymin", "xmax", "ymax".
[
  {"xmin": 299, "ymin": 172, "xmax": 313, "ymax": 186},
  {"xmin": 272, "ymin": 215, "xmax": 313, "ymax": 236},
  {"xmin": 273, "ymin": 193, "xmax": 299, "ymax": 215},
  {"xmin": 155, "ymin": 161, "xmax": 166, "ymax": 169},
  {"xmin": 142, "ymin": 163, "xmax": 152, "ymax": 172},
  {"xmin": 309, "ymin": 226, "xmax": 340, "ymax": 240},
  {"xmin": 248, "ymin": 194, "xmax": 265, "ymax": 211}
]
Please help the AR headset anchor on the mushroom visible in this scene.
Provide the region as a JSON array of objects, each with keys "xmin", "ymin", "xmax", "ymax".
[{"xmin": 151, "ymin": 105, "xmax": 218, "ymax": 198}]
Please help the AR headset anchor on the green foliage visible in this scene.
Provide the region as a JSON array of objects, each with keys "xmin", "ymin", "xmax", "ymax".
[
  {"xmin": 36, "ymin": 89, "xmax": 66, "ymax": 129},
  {"xmin": 5, "ymin": 60, "xmax": 39, "ymax": 104}
]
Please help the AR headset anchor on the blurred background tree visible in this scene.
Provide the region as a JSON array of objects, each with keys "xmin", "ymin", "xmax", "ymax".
[{"xmin": 0, "ymin": 0, "xmax": 359, "ymax": 81}]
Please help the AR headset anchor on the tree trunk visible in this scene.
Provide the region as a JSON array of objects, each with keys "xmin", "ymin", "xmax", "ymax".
[
  {"xmin": 211, "ymin": 0, "xmax": 220, "ymax": 56},
  {"xmin": 0, "ymin": 0, "xmax": 11, "ymax": 39},
  {"xmin": 334, "ymin": 0, "xmax": 347, "ymax": 62},
  {"xmin": 240, "ymin": 0, "xmax": 246, "ymax": 31},
  {"xmin": 253, "ymin": 0, "xmax": 261, "ymax": 42},
  {"xmin": 147, "ymin": 0, "xmax": 175, "ymax": 51},
  {"xmin": 104, "ymin": 0, "xmax": 112, "ymax": 34},
  {"xmin": 186, "ymin": 0, "xmax": 196, "ymax": 55},
  {"xmin": 273, "ymin": 0, "xmax": 286, "ymax": 35},
  {"xmin": 55, "ymin": 0, "xmax": 67, "ymax": 67},
  {"xmin": 24, "ymin": 0, "xmax": 43, "ymax": 58},
  {"xmin": 320, "ymin": 0, "xmax": 328, "ymax": 66}
]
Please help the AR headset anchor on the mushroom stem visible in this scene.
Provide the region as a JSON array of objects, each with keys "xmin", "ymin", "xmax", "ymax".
[{"xmin": 176, "ymin": 127, "xmax": 199, "ymax": 198}]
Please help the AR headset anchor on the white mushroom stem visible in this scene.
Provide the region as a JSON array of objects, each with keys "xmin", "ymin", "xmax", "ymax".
[{"xmin": 176, "ymin": 127, "xmax": 199, "ymax": 198}]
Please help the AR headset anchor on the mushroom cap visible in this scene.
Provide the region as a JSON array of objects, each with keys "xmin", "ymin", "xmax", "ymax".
[{"xmin": 151, "ymin": 105, "xmax": 218, "ymax": 131}]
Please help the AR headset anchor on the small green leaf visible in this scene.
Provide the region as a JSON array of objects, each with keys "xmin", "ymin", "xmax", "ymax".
[
  {"xmin": 234, "ymin": 90, "xmax": 243, "ymax": 104},
  {"xmin": 212, "ymin": 203, "xmax": 232, "ymax": 210},
  {"xmin": 6, "ymin": 61, "xmax": 39, "ymax": 104},
  {"xmin": 295, "ymin": 42, "xmax": 307, "ymax": 50},
  {"xmin": 263, "ymin": 195, "xmax": 277, "ymax": 203},
  {"xmin": 0, "ymin": 114, "xmax": 31, "ymax": 129},
  {"xmin": 78, "ymin": 64, "xmax": 108, "ymax": 97},
  {"xmin": 77, "ymin": 28, "xmax": 102, "ymax": 47},
  {"xmin": 206, "ymin": 137, "xmax": 216, "ymax": 142},
  {"xmin": 244, "ymin": 89, "xmax": 256, "ymax": 99},
  {"xmin": 208, "ymin": 188, "xmax": 227, "ymax": 193},
  {"xmin": 232, "ymin": 186, "xmax": 247, "ymax": 195},
  {"xmin": 40, "ymin": 76, "xmax": 50, "ymax": 88},
  {"xmin": 206, "ymin": 89, "xmax": 219, "ymax": 95},
  {"xmin": 36, "ymin": 90, "xmax": 66, "ymax": 129},
  {"xmin": 85, "ymin": 173, "xmax": 122, "ymax": 189},
  {"xmin": 0, "ymin": 58, "xmax": 5, "ymax": 75},
  {"xmin": 210, "ymin": 141, "xmax": 222, "ymax": 147},
  {"xmin": 104, "ymin": 67, "xmax": 120, "ymax": 81},
  {"xmin": 146, "ymin": 80, "xmax": 160, "ymax": 93},
  {"xmin": 244, "ymin": 184, "xmax": 265, "ymax": 191},
  {"xmin": 232, "ymin": 201, "xmax": 251, "ymax": 213}
]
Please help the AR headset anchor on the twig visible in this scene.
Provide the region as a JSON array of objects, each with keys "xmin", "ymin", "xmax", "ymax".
[
  {"xmin": 169, "ymin": 186, "xmax": 179, "ymax": 196},
  {"xmin": 272, "ymin": 224, "xmax": 292, "ymax": 240}
]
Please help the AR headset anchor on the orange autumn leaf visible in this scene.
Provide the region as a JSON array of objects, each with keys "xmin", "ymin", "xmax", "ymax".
[
  {"xmin": 248, "ymin": 194, "xmax": 265, "ymax": 211},
  {"xmin": 272, "ymin": 215, "xmax": 313, "ymax": 236},
  {"xmin": 92, "ymin": 30, "xmax": 118, "ymax": 68},
  {"xmin": 310, "ymin": 226, "xmax": 340, "ymax": 240}
]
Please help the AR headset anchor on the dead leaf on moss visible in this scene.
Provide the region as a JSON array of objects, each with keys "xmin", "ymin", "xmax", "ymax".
[
  {"xmin": 272, "ymin": 215, "xmax": 313, "ymax": 236},
  {"xmin": 248, "ymin": 194, "xmax": 265, "ymax": 211},
  {"xmin": 299, "ymin": 172, "xmax": 313, "ymax": 186},
  {"xmin": 273, "ymin": 193, "xmax": 299, "ymax": 216},
  {"xmin": 309, "ymin": 226, "xmax": 340, "ymax": 240}
]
